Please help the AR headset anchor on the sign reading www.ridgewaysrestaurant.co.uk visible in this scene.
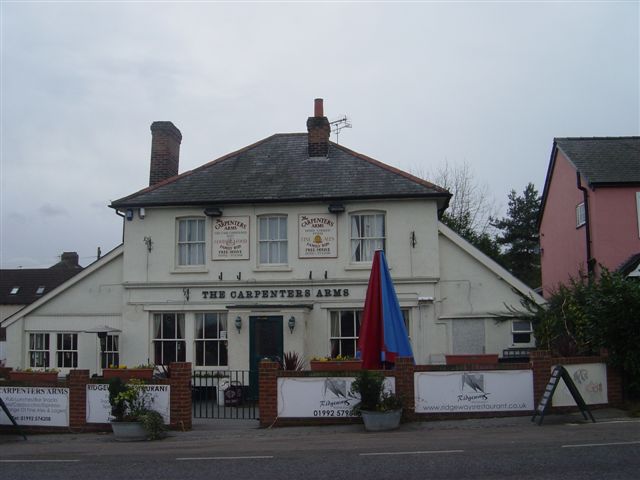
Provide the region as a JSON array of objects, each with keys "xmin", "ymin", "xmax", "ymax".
[{"xmin": 414, "ymin": 370, "xmax": 534, "ymax": 413}]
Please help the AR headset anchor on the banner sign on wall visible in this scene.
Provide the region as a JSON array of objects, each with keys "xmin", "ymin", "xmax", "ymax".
[
  {"xmin": 552, "ymin": 363, "xmax": 607, "ymax": 407},
  {"xmin": 0, "ymin": 386, "xmax": 69, "ymax": 427},
  {"xmin": 298, "ymin": 214, "xmax": 337, "ymax": 258},
  {"xmin": 414, "ymin": 370, "xmax": 534, "ymax": 413},
  {"xmin": 212, "ymin": 216, "xmax": 250, "ymax": 260},
  {"xmin": 277, "ymin": 377, "xmax": 395, "ymax": 418},
  {"xmin": 86, "ymin": 384, "xmax": 171, "ymax": 424}
]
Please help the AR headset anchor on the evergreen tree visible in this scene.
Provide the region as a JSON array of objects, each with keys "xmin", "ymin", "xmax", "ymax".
[{"xmin": 492, "ymin": 183, "xmax": 541, "ymax": 287}]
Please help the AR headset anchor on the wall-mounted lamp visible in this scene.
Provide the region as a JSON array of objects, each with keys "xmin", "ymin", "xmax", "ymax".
[
  {"xmin": 235, "ymin": 316, "xmax": 242, "ymax": 333},
  {"xmin": 328, "ymin": 203, "xmax": 345, "ymax": 214},
  {"xmin": 126, "ymin": 209, "xmax": 134, "ymax": 221},
  {"xmin": 288, "ymin": 316, "xmax": 296, "ymax": 334},
  {"xmin": 139, "ymin": 208, "xmax": 146, "ymax": 219},
  {"xmin": 204, "ymin": 207, "xmax": 223, "ymax": 217}
]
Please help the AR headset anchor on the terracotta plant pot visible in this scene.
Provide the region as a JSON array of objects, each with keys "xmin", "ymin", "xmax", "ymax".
[
  {"xmin": 103, "ymin": 368, "xmax": 154, "ymax": 381},
  {"xmin": 8, "ymin": 371, "xmax": 59, "ymax": 383},
  {"xmin": 309, "ymin": 360, "xmax": 362, "ymax": 372}
]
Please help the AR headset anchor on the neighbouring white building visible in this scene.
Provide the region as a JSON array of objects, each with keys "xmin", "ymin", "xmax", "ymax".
[{"xmin": 1, "ymin": 99, "xmax": 543, "ymax": 376}]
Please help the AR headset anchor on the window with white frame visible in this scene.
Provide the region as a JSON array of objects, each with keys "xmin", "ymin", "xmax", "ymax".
[
  {"xmin": 100, "ymin": 334, "xmax": 119, "ymax": 369},
  {"xmin": 29, "ymin": 333, "xmax": 50, "ymax": 368},
  {"xmin": 512, "ymin": 320, "xmax": 534, "ymax": 345},
  {"xmin": 153, "ymin": 313, "xmax": 186, "ymax": 365},
  {"xmin": 56, "ymin": 333, "xmax": 78, "ymax": 368},
  {"xmin": 329, "ymin": 309, "xmax": 410, "ymax": 358},
  {"xmin": 350, "ymin": 213, "xmax": 385, "ymax": 262},
  {"xmin": 195, "ymin": 313, "xmax": 228, "ymax": 367},
  {"xmin": 258, "ymin": 215, "xmax": 288, "ymax": 264},
  {"xmin": 576, "ymin": 202, "xmax": 586, "ymax": 228},
  {"xmin": 177, "ymin": 218, "xmax": 205, "ymax": 266}
]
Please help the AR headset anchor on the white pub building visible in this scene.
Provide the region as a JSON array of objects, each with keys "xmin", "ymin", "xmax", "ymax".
[{"xmin": 2, "ymin": 99, "xmax": 542, "ymax": 376}]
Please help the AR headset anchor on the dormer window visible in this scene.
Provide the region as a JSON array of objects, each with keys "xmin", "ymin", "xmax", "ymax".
[
  {"xmin": 36, "ymin": 286, "xmax": 45, "ymax": 295},
  {"xmin": 10, "ymin": 287, "xmax": 19, "ymax": 295}
]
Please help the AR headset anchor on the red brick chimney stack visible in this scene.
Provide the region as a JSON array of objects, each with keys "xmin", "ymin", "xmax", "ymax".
[
  {"xmin": 306, "ymin": 98, "xmax": 330, "ymax": 157},
  {"xmin": 149, "ymin": 121, "xmax": 182, "ymax": 186}
]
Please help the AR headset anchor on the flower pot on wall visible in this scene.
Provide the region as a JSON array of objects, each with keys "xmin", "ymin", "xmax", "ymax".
[
  {"xmin": 309, "ymin": 360, "xmax": 362, "ymax": 372},
  {"xmin": 103, "ymin": 369, "xmax": 154, "ymax": 381},
  {"xmin": 8, "ymin": 371, "xmax": 59, "ymax": 383},
  {"xmin": 360, "ymin": 409, "xmax": 402, "ymax": 431},
  {"xmin": 110, "ymin": 421, "xmax": 148, "ymax": 442}
]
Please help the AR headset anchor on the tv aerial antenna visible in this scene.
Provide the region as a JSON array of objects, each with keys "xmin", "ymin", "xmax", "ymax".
[{"xmin": 330, "ymin": 116, "xmax": 352, "ymax": 144}]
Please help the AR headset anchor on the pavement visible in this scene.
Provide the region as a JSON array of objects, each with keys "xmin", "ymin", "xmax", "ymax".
[{"xmin": 0, "ymin": 407, "xmax": 633, "ymax": 446}]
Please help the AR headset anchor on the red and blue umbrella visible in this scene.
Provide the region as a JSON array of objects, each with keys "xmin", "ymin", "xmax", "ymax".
[{"xmin": 357, "ymin": 250, "xmax": 414, "ymax": 369}]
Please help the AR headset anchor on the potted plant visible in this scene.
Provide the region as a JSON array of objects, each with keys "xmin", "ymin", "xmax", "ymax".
[
  {"xmin": 350, "ymin": 370, "xmax": 402, "ymax": 431},
  {"xmin": 103, "ymin": 364, "xmax": 154, "ymax": 381},
  {"xmin": 309, "ymin": 355, "xmax": 362, "ymax": 371},
  {"xmin": 8, "ymin": 368, "xmax": 59, "ymax": 383},
  {"xmin": 108, "ymin": 377, "xmax": 166, "ymax": 441}
]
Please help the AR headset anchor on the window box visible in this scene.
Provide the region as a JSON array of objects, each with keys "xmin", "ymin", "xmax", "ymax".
[
  {"xmin": 8, "ymin": 371, "xmax": 59, "ymax": 383},
  {"xmin": 445, "ymin": 354, "xmax": 499, "ymax": 366},
  {"xmin": 309, "ymin": 360, "xmax": 362, "ymax": 371},
  {"xmin": 103, "ymin": 368, "xmax": 154, "ymax": 381}
]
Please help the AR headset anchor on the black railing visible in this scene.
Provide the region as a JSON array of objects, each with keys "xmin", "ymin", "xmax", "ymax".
[{"xmin": 192, "ymin": 370, "xmax": 258, "ymax": 419}]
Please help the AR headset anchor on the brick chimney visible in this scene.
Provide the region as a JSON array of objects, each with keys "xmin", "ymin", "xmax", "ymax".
[
  {"xmin": 306, "ymin": 98, "xmax": 330, "ymax": 157},
  {"xmin": 50, "ymin": 252, "xmax": 82, "ymax": 270},
  {"xmin": 149, "ymin": 121, "xmax": 182, "ymax": 186}
]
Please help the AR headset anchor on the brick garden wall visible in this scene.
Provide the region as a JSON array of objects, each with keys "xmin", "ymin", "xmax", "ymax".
[
  {"xmin": 0, "ymin": 362, "xmax": 192, "ymax": 435},
  {"xmin": 259, "ymin": 352, "xmax": 622, "ymax": 428}
]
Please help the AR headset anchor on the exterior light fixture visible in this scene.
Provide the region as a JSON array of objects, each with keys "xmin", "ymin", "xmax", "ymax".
[
  {"xmin": 288, "ymin": 316, "xmax": 296, "ymax": 334},
  {"xmin": 328, "ymin": 203, "xmax": 345, "ymax": 214},
  {"xmin": 235, "ymin": 316, "xmax": 242, "ymax": 333},
  {"xmin": 204, "ymin": 207, "xmax": 223, "ymax": 217},
  {"xmin": 126, "ymin": 209, "xmax": 134, "ymax": 221}
]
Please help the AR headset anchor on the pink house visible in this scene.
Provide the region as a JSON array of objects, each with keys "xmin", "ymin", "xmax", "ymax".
[{"xmin": 538, "ymin": 137, "xmax": 640, "ymax": 297}]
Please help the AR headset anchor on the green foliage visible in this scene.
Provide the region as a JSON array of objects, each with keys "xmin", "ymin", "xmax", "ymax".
[
  {"xmin": 512, "ymin": 270, "xmax": 640, "ymax": 397},
  {"xmin": 279, "ymin": 351, "xmax": 305, "ymax": 371},
  {"xmin": 138, "ymin": 410, "xmax": 167, "ymax": 440},
  {"xmin": 441, "ymin": 212, "xmax": 503, "ymax": 261},
  {"xmin": 350, "ymin": 370, "xmax": 402, "ymax": 412},
  {"xmin": 492, "ymin": 183, "xmax": 541, "ymax": 288}
]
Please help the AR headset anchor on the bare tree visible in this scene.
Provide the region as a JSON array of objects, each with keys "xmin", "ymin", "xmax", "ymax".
[{"xmin": 411, "ymin": 160, "xmax": 499, "ymax": 237}]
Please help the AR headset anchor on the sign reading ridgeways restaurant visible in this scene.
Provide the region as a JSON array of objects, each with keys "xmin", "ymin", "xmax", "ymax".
[
  {"xmin": 298, "ymin": 214, "xmax": 337, "ymax": 258},
  {"xmin": 212, "ymin": 216, "xmax": 249, "ymax": 260},
  {"xmin": 414, "ymin": 370, "xmax": 534, "ymax": 413}
]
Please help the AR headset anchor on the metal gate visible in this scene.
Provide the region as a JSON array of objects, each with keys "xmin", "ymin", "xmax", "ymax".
[{"xmin": 192, "ymin": 370, "xmax": 258, "ymax": 419}]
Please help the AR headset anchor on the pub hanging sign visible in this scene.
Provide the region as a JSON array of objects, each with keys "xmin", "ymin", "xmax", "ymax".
[
  {"xmin": 212, "ymin": 216, "xmax": 250, "ymax": 260},
  {"xmin": 298, "ymin": 213, "xmax": 337, "ymax": 258}
]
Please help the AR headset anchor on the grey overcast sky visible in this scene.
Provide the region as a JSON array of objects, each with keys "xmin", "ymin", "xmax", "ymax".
[{"xmin": 1, "ymin": 1, "xmax": 638, "ymax": 268}]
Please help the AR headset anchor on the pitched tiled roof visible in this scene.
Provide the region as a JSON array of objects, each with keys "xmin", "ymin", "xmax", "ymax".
[
  {"xmin": 0, "ymin": 262, "xmax": 82, "ymax": 306},
  {"xmin": 555, "ymin": 137, "xmax": 640, "ymax": 185},
  {"xmin": 110, "ymin": 134, "xmax": 450, "ymax": 210}
]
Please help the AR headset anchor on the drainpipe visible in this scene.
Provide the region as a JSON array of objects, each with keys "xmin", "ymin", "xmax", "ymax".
[
  {"xmin": 576, "ymin": 172, "xmax": 594, "ymax": 278},
  {"xmin": 115, "ymin": 209, "xmax": 125, "ymax": 243}
]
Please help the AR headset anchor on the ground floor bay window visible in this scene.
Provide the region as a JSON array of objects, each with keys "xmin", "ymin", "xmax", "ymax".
[
  {"xmin": 153, "ymin": 313, "xmax": 186, "ymax": 365},
  {"xmin": 195, "ymin": 312, "xmax": 228, "ymax": 367},
  {"xmin": 329, "ymin": 309, "xmax": 410, "ymax": 358},
  {"xmin": 27, "ymin": 332, "xmax": 78, "ymax": 369}
]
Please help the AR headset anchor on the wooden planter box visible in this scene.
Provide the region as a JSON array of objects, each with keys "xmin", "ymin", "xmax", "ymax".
[
  {"xmin": 103, "ymin": 368, "xmax": 154, "ymax": 381},
  {"xmin": 8, "ymin": 371, "xmax": 59, "ymax": 383},
  {"xmin": 445, "ymin": 354, "xmax": 499, "ymax": 366},
  {"xmin": 309, "ymin": 360, "xmax": 362, "ymax": 372}
]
